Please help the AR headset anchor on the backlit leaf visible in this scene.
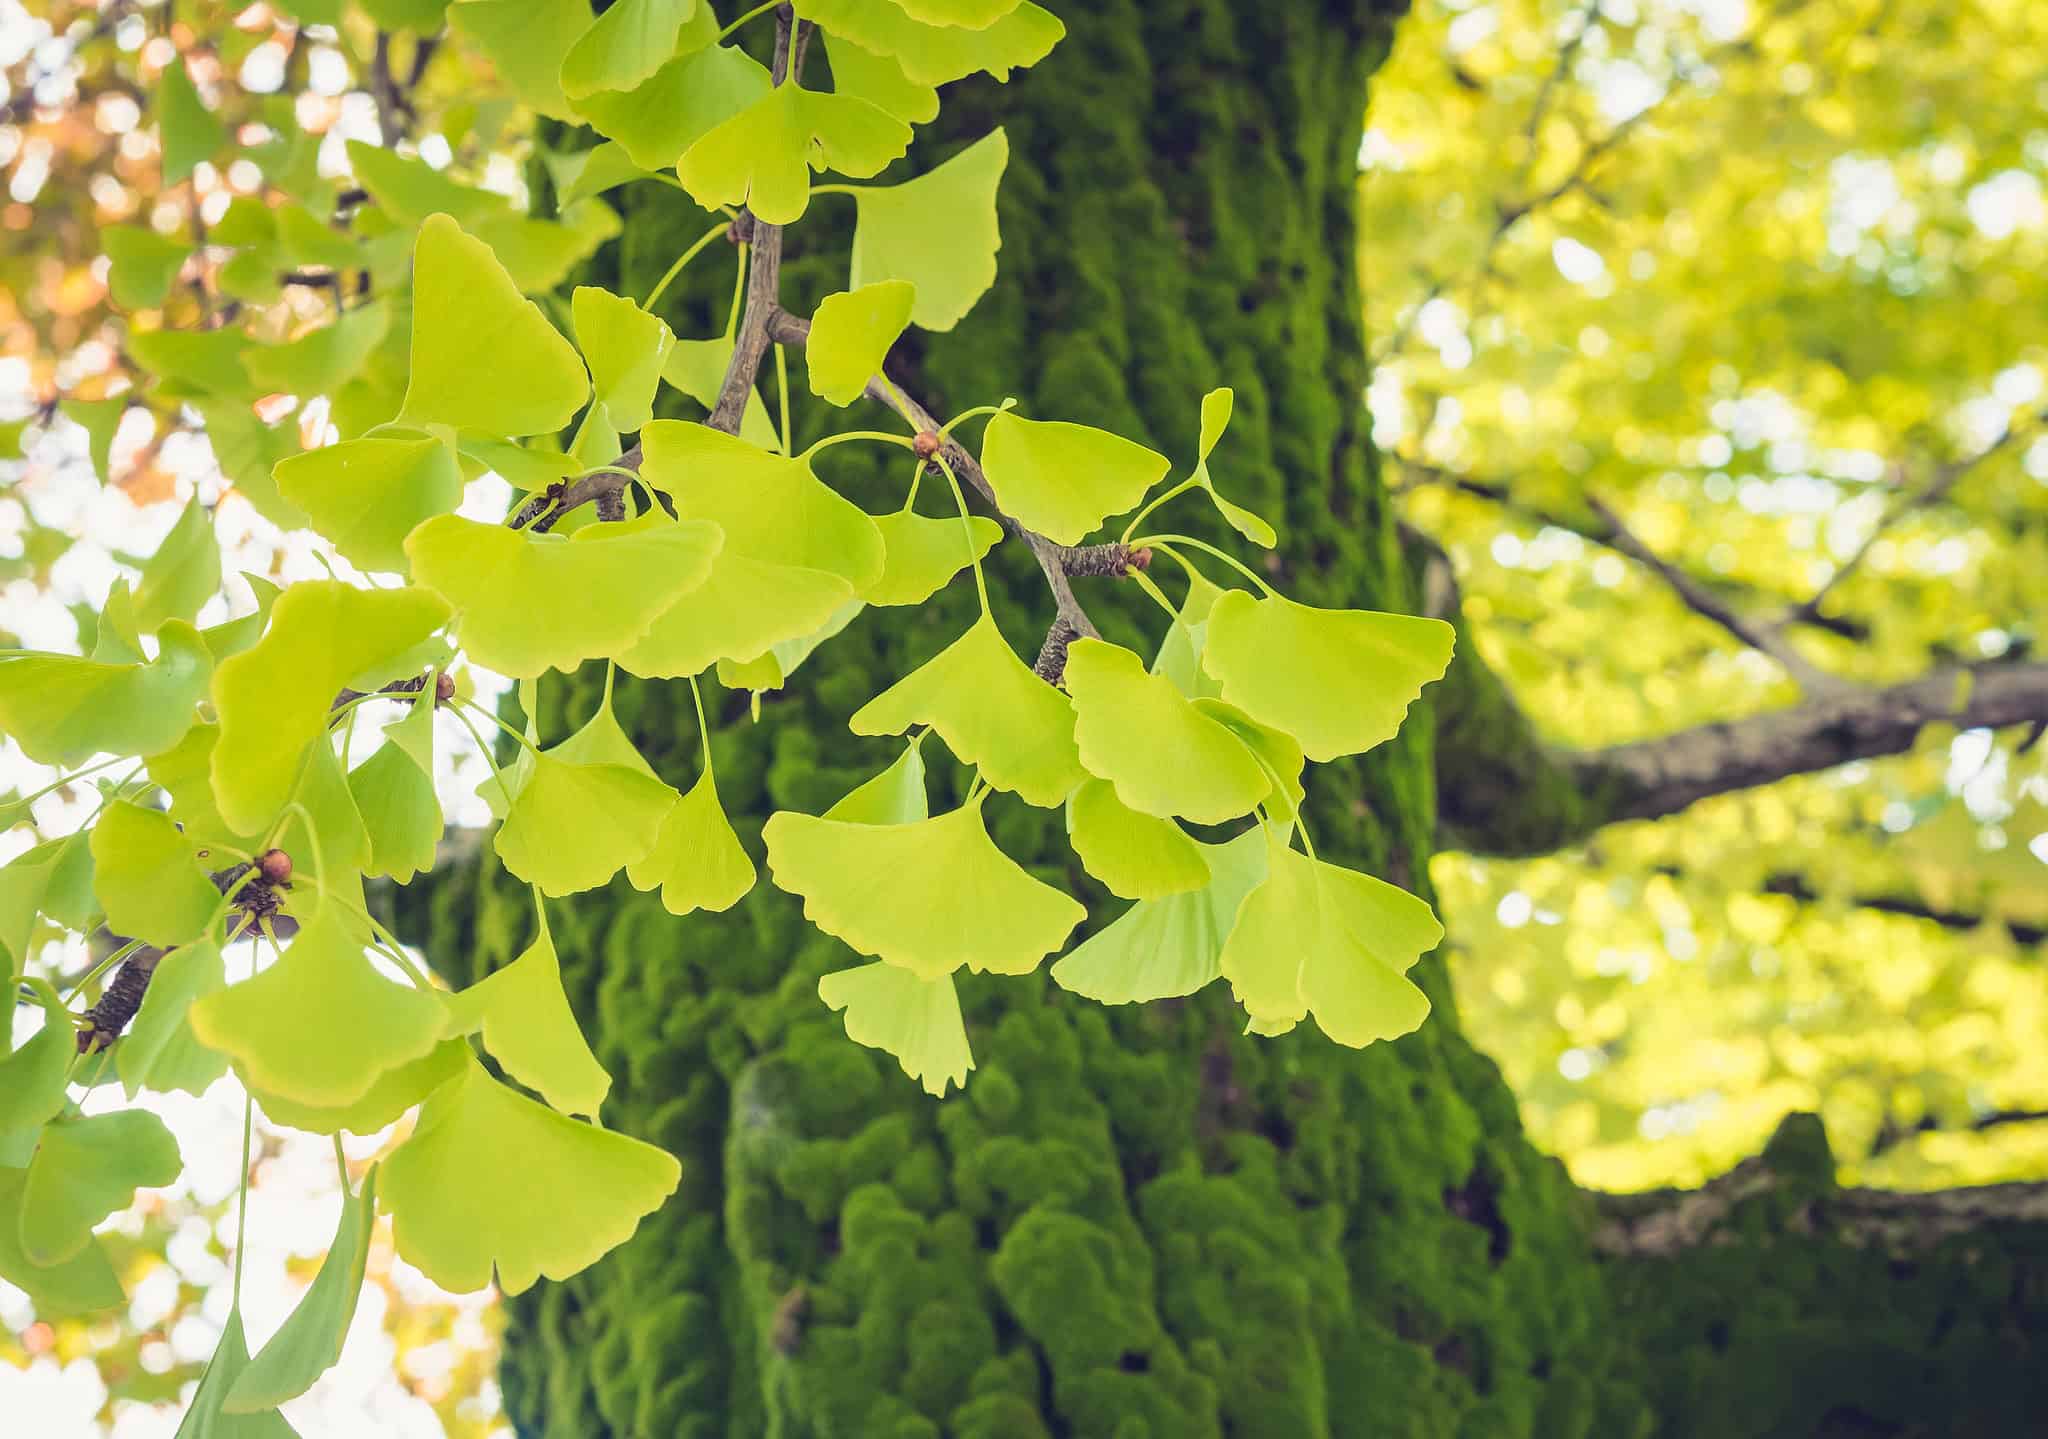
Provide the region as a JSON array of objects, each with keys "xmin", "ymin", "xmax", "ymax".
[
  {"xmin": 866, "ymin": 510, "xmax": 1002, "ymax": 606},
  {"xmin": 806, "ymin": 280, "xmax": 915, "ymax": 406},
  {"xmin": 825, "ymin": 734, "xmax": 929, "ymax": 825},
  {"xmin": 573, "ymin": 286, "xmax": 675, "ymax": 432},
  {"xmin": 252, "ymin": 1039, "xmax": 467, "ymax": 1136},
  {"xmin": 0, "ymin": 621, "xmax": 211, "ymax": 766},
  {"xmin": 662, "ymin": 336, "xmax": 781, "ymax": 450},
  {"xmin": 821, "ymin": 32, "xmax": 937, "ymax": 124},
  {"xmin": 1186, "ymin": 387, "xmax": 1276, "ymax": 547},
  {"xmin": 1064, "ymin": 637, "xmax": 1270, "ymax": 824},
  {"xmin": 1201, "ymin": 590, "xmax": 1456, "ymax": 762},
  {"xmin": 103, "ymin": 225, "xmax": 189, "ymax": 309},
  {"xmin": 819, "ymin": 962, "xmax": 973, "ymax": 1098},
  {"xmin": 346, "ymin": 700, "xmax": 441, "ymax": 884},
  {"xmin": 1051, "ymin": 828, "xmax": 1268, "ymax": 1005},
  {"xmin": 850, "ymin": 130, "xmax": 1007, "ymax": 330},
  {"xmin": 494, "ymin": 751, "xmax": 673, "ymax": 897},
  {"xmin": 445, "ymin": 910, "xmax": 609, "ymax": 1116},
  {"xmin": 560, "ymin": 0, "xmax": 704, "ymax": 99},
  {"xmin": 274, "ymin": 434, "xmax": 463, "ymax": 574},
  {"xmin": 60, "ymin": 397, "xmax": 127, "ymax": 485},
  {"xmin": 1066, "ymin": 778, "xmax": 1210, "ymax": 900},
  {"xmin": 133, "ymin": 498, "xmax": 222, "ymax": 633},
  {"xmin": 764, "ymin": 797, "xmax": 1084, "ymax": 978},
  {"xmin": 90, "ymin": 801, "xmax": 219, "ymax": 948},
  {"xmin": 19, "ymin": 1109, "xmax": 182, "ymax": 1264},
  {"xmin": 573, "ymin": 42, "xmax": 771, "ymax": 170},
  {"xmin": 626, "ymin": 768, "xmax": 755, "ymax": 916},
  {"xmin": 0, "ymin": 1169, "xmax": 124, "ymax": 1317},
  {"xmin": 677, "ymin": 86, "xmax": 910, "ymax": 225},
  {"xmin": 449, "ymin": 0, "xmax": 593, "ymax": 120},
  {"xmin": 382, "ymin": 1056, "xmax": 681, "ymax": 1295},
  {"xmin": 980, "ymin": 411, "xmax": 1169, "ymax": 546},
  {"xmin": 794, "ymin": 0, "xmax": 1061, "ymax": 85},
  {"xmin": 225, "ymin": 1166, "xmax": 379, "ymax": 1413},
  {"xmin": 893, "ymin": 0, "xmax": 1022, "ymax": 25},
  {"xmin": 117, "ymin": 941, "xmax": 231, "ymax": 1099},
  {"xmin": 171, "ymin": 1310, "xmax": 299, "ymax": 1438},
  {"xmin": 0, "ymin": 980, "xmax": 74, "ymax": 1134}
]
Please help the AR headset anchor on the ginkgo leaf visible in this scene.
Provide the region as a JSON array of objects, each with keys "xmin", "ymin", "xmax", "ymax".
[
  {"xmin": 274, "ymin": 434, "xmax": 464, "ymax": 574},
  {"xmin": 494, "ymin": 751, "xmax": 674, "ymax": 897},
  {"xmin": 865, "ymin": 510, "xmax": 1001, "ymax": 606},
  {"xmin": 90, "ymin": 801, "xmax": 219, "ymax": 947},
  {"xmin": 715, "ymin": 598, "xmax": 862, "ymax": 694},
  {"xmin": 1193, "ymin": 697, "xmax": 1305, "ymax": 819},
  {"xmin": 1063, "ymin": 638, "xmax": 1269, "ymax": 824},
  {"xmin": 242, "ymin": 302, "xmax": 392, "ymax": 398},
  {"xmin": 1151, "ymin": 567, "xmax": 1225, "ymax": 700},
  {"xmin": 19, "ymin": 1109, "xmax": 182, "ymax": 1264},
  {"xmin": 445, "ymin": 912, "xmax": 609, "ymax": 1116},
  {"xmin": 117, "ymin": 940, "xmax": 231, "ymax": 1099},
  {"xmin": 892, "ymin": 0, "xmax": 1022, "ymax": 26},
  {"xmin": 1218, "ymin": 828, "xmax": 1438, "ymax": 1046},
  {"xmin": 1200, "ymin": 590, "xmax": 1456, "ymax": 762},
  {"xmin": 93, "ymin": 580, "xmax": 145, "ymax": 663},
  {"xmin": 0, "ymin": 621, "xmax": 211, "ymax": 766},
  {"xmin": 268, "ymin": 735, "xmax": 374, "ymax": 878},
  {"xmin": 763, "ymin": 797, "xmax": 1084, "ymax": 978},
  {"xmin": 456, "ymin": 435, "xmax": 579, "ymax": 493},
  {"xmin": 346, "ymin": 701, "xmax": 442, "ymax": 884},
  {"xmin": 211, "ymin": 581, "xmax": 450, "ymax": 836},
  {"xmin": 170, "ymin": 1310, "xmax": 299, "ymax": 1439},
  {"xmin": 794, "ymin": 0, "xmax": 1061, "ymax": 85},
  {"xmin": 1185, "ymin": 387, "xmax": 1276, "ymax": 547},
  {"xmin": 346, "ymin": 142, "xmax": 512, "ymax": 227},
  {"xmin": 1051, "ymin": 828, "xmax": 1268, "ymax": 1005},
  {"xmin": 399, "ymin": 215, "xmax": 590, "ymax": 437},
  {"xmin": 573, "ymin": 287, "xmax": 675, "ymax": 432},
  {"xmin": 406, "ymin": 513, "xmax": 721, "ymax": 679},
  {"xmin": 130, "ymin": 327, "xmax": 257, "ymax": 401},
  {"xmin": 200, "ymin": 400, "xmax": 304, "ymax": 528},
  {"xmin": 821, "ymin": 32, "xmax": 937, "ymax": 124},
  {"xmin": 626, "ymin": 768, "xmax": 755, "ymax": 916},
  {"xmin": 0, "ymin": 841, "xmax": 93, "ymax": 970},
  {"xmin": 133, "ymin": 497, "xmax": 222, "ymax": 632},
  {"xmin": 1066, "ymin": 778, "xmax": 1210, "ymax": 900},
  {"xmin": 825, "ymin": 734, "xmax": 929, "ymax": 825},
  {"xmin": 0, "ymin": 1170, "xmax": 124, "ymax": 1318},
  {"xmin": 980, "ymin": 411, "xmax": 1169, "ymax": 546},
  {"xmin": 157, "ymin": 57, "xmax": 226, "ymax": 184},
  {"xmin": 573, "ymin": 41, "xmax": 771, "ymax": 170},
  {"xmin": 449, "ymin": 0, "xmax": 593, "ymax": 120},
  {"xmin": 0, "ymin": 980, "xmax": 74, "ymax": 1135},
  {"xmin": 103, "ymin": 224, "xmax": 189, "ymax": 309},
  {"xmin": 662, "ymin": 336, "xmax": 781, "ymax": 450},
  {"xmin": 818, "ymin": 962, "xmax": 973, "ymax": 1098},
  {"xmin": 60, "ymin": 396, "xmax": 127, "ymax": 484},
  {"xmin": 471, "ymin": 204, "xmax": 624, "ymax": 294},
  {"xmin": 561, "ymin": 0, "xmax": 706, "ymax": 98},
  {"xmin": 189, "ymin": 908, "xmax": 449, "ymax": 1107},
  {"xmin": 225, "ymin": 1166, "xmax": 379, "ymax": 1413},
  {"xmin": 148, "ymin": 724, "xmax": 261, "ymax": 853},
  {"xmin": 677, "ymin": 85, "xmax": 910, "ymax": 225},
  {"xmin": 806, "ymin": 280, "xmax": 915, "ymax": 406},
  {"xmin": 381, "ymin": 1056, "xmax": 681, "ymax": 1296},
  {"xmin": 850, "ymin": 615, "xmax": 1084, "ymax": 807},
  {"xmin": 850, "ymin": 129, "xmax": 1007, "ymax": 330},
  {"xmin": 252, "ymin": 1039, "xmax": 467, "ymax": 1136}
]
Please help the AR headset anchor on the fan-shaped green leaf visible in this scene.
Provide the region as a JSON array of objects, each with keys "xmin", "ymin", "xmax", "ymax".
[
  {"xmin": 270, "ymin": 734, "xmax": 373, "ymax": 878},
  {"xmin": 1185, "ymin": 387, "xmax": 1275, "ymax": 547},
  {"xmin": 399, "ymin": 214, "xmax": 590, "ymax": 437},
  {"xmin": 0, "ymin": 1169, "xmax": 124, "ymax": 1317},
  {"xmin": 1064, "ymin": 638, "xmax": 1269, "ymax": 824},
  {"xmin": 457, "ymin": 435, "xmax": 579, "ymax": 493},
  {"xmin": 611, "ymin": 552, "xmax": 849, "ymax": 677},
  {"xmin": 210, "ymin": 581, "xmax": 450, "ymax": 836},
  {"xmin": 406, "ymin": 513, "xmax": 720, "ymax": 678},
  {"xmin": 1201, "ymin": 590, "xmax": 1456, "ymax": 762},
  {"xmin": 251, "ymin": 1039, "xmax": 466, "ymax": 1136},
  {"xmin": 1051, "ymin": 828, "xmax": 1267, "ymax": 1005},
  {"xmin": 573, "ymin": 287, "xmax": 675, "ymax": 433},
  {"xmin": 346, "ymin": 143, "xmax": 511, "ymax": 227},
  {"xmin": 445, "ymin": 912, "xmax": 608, "ymax": 1116},
  {"xmin": 821, "ymin": 32, "xmax": 937, "ymax": 124},
  {"xmin": 980, "ymin": 412, "xmax": 1169, "ymax": 546},
  {"xmin": 450, "ymin": 0, "xmax": 593, "ymax": 120},
  {"xmin": 1193, "ymin": 697, "xmax": 1304, "ymax": 819},
  {"xmin": 157, "ymin": 58, "xmax": 225, "ymax": 185},
  {"xmin": 90, "ymin": 801, "xmax": 219, "ymax": 948},
  {"xmin": 893, "ymin": 0, "xmax": 1022, "ymax": 25},
  {"xmin": 764, "ymin": 798, "xmax": 1083, "ymax": 978},
  {"xmin": 103, "ymin": 225, "xmax": 189, "ymax": 309},
  {"xmin": 806, "ymin": 280, "xmax": 916, "ymax": 406},
  {"xmin": 347, "ymin": 700, "xmax": 441, "ymax": 884},
  {"xmin": 382, "ymin": 1056, "xmax": 681, "ymax": 1295},
  {"xmin": 677, "ymin": 86, "xmax": 910, "ymax": 225},
  {"xmin": 225, "ymin": 1166, "xmax": 379, "ymax": 1414},
  {"xmin": 130, "ymin": 327, "xmax": 257, "ymax": 401},
  {"xmin": 715, "ymin": 597, "xmax": 863, "ymax": 694},
  {"xmin": 626, "ymin": 768, "xmax": 755, "ymax": 916},
  {"xmin": 866, "ymin": 510, "xmax": 1001, "ymax": 606},
  {"xmin": 0, "ymin": 621, "xmax": 211, "ymax": 766},
  {"xmin": 19, "ymin": 1108, "xmax": 182, "ymax": 1264},
  {"xmin": 117, "ymin": 941, "xmax": 230, "ymax": 1099},
  {"xmin": 818, "ymin": 962, "xmax": 973, "ymax": 1098},
  {"xmin": 147, "ymin": 724, "xmax": 260, "ymax": 853},
  {"xmin": 573, "ymin": 41, "xmax": 771, "ymax": 170},
  {"xmin": 794, "ymin": 0, "xmax": 1061, "ymax": 85},
  {"xmin": 494, "ymin": 751, "xmax": 674, "ymax": 897},
  {"xmin": 850, "ymin": 615, "xmax": 1083, "ymax": 806},
  {"xmin": 133, "ymin": 498, "xmax": 222, "ymax": 633},
  {"xmin": 242, "ymin": 302, "xmax": 391, "ymax": 400},
  {"xmin": 189, "ymin": 908, "xmax": 449, "ymax": 1107},
  {"xmin": 662, "ymin": 336, "xmax": 781, "ymax": 449},
  {"xmin": 171, "ymin": 1310, "xmax": 299, "ymax": 1438},
  {"xmin": 825, "ymin": 734, "xmax": 930, "ymax": 825},
  {"xmin": 61, "ymin": 396, "xmax": 127, "ymax": 484},
  {"xmin": 274, "ymin": 434, "xmax": 463, "ymax": 574},
  {"xmin": 1066, "ymin": 778, "xmax": 1210, "ymax": 900},
  {"xmin": 199, "ymin": 400, "xmax": 304, "ymax": 527},
  {"xmin": 0, "ymin": 980, "xmax": 74, "ymax": 1134},
  {"xmin": 0, "ymin": 839, "xmax": 93, "ymax": 967},
  {"xmin": 850, "ymin": 129, "xmax": 1007, "ymax": 330},
  {"xmin": 560, "ymin": 0, "xmax": 703, "ymax": 99}
]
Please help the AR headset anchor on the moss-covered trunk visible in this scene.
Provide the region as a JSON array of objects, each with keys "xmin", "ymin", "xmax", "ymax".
[{"xmin": 413, "ymin": 3, "xmax": 1644, "ymax": 1434}]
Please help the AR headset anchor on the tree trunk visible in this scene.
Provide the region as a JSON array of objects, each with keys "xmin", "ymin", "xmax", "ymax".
[{"xmin": 397, "ymin": 4, "xmax": 2048, "ymax": 1435}]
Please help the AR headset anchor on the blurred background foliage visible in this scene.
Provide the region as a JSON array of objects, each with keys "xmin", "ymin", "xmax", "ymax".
[{"xmin": 1, "ymin": 0, "xmax": 2045, "ymax": 1431}]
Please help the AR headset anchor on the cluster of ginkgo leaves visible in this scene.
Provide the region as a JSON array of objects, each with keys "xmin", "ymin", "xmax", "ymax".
[{"xmin": 1, "ymin": 0, "xmax": 1452, "ymax": 1425}]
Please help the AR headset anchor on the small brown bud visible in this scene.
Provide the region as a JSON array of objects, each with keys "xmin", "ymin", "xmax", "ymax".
[
  {"xmin": 435, "ymin": 671, "xmax": 457, "ymax": 705},
  {"xmin": 258, "ymin": 848, "xmax": 293, "ymax": 886},
  {"xmin": 1130, "ymin": 547, "xmax": 1153, "ymax": 572},
  {"xmin": 912, "ymin": 431, "xmax": 941, "ymax": 460}
]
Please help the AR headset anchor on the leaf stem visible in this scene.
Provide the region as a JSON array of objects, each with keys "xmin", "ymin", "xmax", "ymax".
[
  {"xmin": 1120, "ymin": 478, "xmax": 1200, "ymax": 543},
  {"xmin": 802, "ymin": 429, "xmax": 916, "ymax": 460},
  {"xmin": 448, "ymin": 702, "xmax": 519, "ymax": 814},
  {"xmin": 231, "ymin": 1091, "xmax": 253, "ymax": 1313},
  {"xmin": 716, "ymin": 0, "xmax": 782, "ymax": 40},
  {"xmin": 456, "ymin": 696, "xmax": 544, "ymax": 759},
  {"xmin": 775, "ymin": 343, "xmax": 792, "ymax": 455},
  {"xmin": 1129, "ymin": 533, "xmax": 1277, "ymax": 597},
  {"xmin": 806, "ymin": 183, "xmax": 861, "ymax": 199},
  {"xmin": 939, "ymin": 402, "xmax": 1008, "ymax": 439},
  {"xmin": 60, "ymin": 938, "xmax": 145, "ymax": 1008},
  {"xmin": 4, "ymin": 753, "xmax": 131, "ymax": 818},
  {"xmin": 724, "ymin": 242, "xmax": 749, "ymax": 343},
  {"xmin": 935, "ymin": 455, "xmax": 990, "ymax": 616},
  {"xmin": 688, "ymin": 673, "xmax": 714, "ymax": 780},
  {"xmin": 1128, "ymin": 567, "xmax": 1182, "ymax": 626},
  {"xmin": 644, "ymin": 220, "xmax": 731, "ymax": 310}
]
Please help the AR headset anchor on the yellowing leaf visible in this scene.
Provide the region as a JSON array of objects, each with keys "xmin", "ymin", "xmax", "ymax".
[
  {"xmin": 1051, "ymin": 828, "xmax": 1268, "ymax": 1005},
  {"xmin": 445, "ymin": 910, "xmax": 609, "ymax": 1116},
  {"xmin": 399, "ymin": 214, "xmax": 591, "ymax": 437},
  {"xmin": 866, "ymin": 510, "xmax": 1002, "ymax": 607},
  {"xmin": 893, "ymin": 0, "xmax": 1022, "ymax": 25},
  {"xmin": 763, "ymin": 798, "xmax": 1083, "ymax": 979},
  {"xmin": 1066, "ymin": 778, "xmax": 1210, "ymax": 900},
  {"xmin": 794, "ymin": 0, "xmax": 1061, "ymax": 85},
  {"xmin": 617, "ymin": 552, "xmax": 853, "ymax": 678},
  {"xmin": 821, "ymin": 32, "xmax": 937, "ymax": 125},
  {"xmin": 662, "ymin": 336, "xmax": 782, "ymax": 449},
  {"xmin": 493, "ymin": 751, "xmax": 674, "ymax": 897},
  {"xmin": 274, "ymin": 434, "xmax": 464, "ymax": 574},
  {"xmin": 626, "ymin": 769, "xmax": 756, "ymax": 915},
  {"xmin": 1187, "ymin": 387, "xmax": 1275, "ymax": 547},
  {"xmin": 818, "ymin": 962, "xmax": 973, "ymax": 1097},
  {"xmin": 382, "ymin": 1056, "xmax": 681, "ymax": 1295},
  {"xmin": 573, "ymin": 42, "xmax": 771, "ymax": 170},
  {"xmin": 677, "ymin": 85, "xmax": 910, "ymax": 225},
  {"xmin": 560, "ymin": 0, "xmax": 704, "ymax": 100},
  {"xmin": 1200, "ymin": 590, "xmax": 1455, "ymax": 762},
  {"xmin": 850, "ymin": 129, "xmax": 1008, "ymax": 330},
  {"xmin": 825, "ymin": 735, "xmax": 930, "ymax": 825},
  {"xmin": 90, "ymin": 801, "xmax": 219, "ymax": 948},
  {"xmin": 573, "ymin": 287, "xmax": 675, "ymax": 432},
  {"xmin": 0, "ymin": 622, "xmax": 211, "ymax": 767},
  {"xmin": 980, "ymin": 411, "xmax": 1169, "ymax": 545},
  {"xmin": 1064, "ymin": 638, "xmax": 1270, "ymax": 824},
  {"xmin": 806, "ymin": 280, "xmax": 915, "ymax": 405},
  {"xmin": 849, "ymin": 614, "xmax": 1085, "ymax": 807},
  {"xmin": 189, "ymin": 908, "xmax": 449, "ymax": 1107}
]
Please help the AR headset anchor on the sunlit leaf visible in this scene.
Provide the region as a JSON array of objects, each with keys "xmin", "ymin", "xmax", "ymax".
[
  {"xmin": 494, "ymin": 751, "xmax": 673, "ymax": 897},
  {"xmin": 382, "ymin": 1056, "xmax": 681, "ymax": 1295},
  {"xmin": 0, "ymin": 621, "xmax": 211, "ymax": 766},
  {"xmin": 346, "ymin": 699, "xmax": 442, "ymax": 884},
  {"xmin": 225, "ymin": 1166, "xmax": 379, "ymax": 1413},
  {"xmin": 117, "ymin": 940, "xmax": 231, "ymax": 1099},
  {"xmin": 133, "ymin": 498, "xmax": 222, "ymax": 633},
  {"xmin": 450, "ymin": 0, "xmax": 593, "ymax": 120},
  {"xmin": 850, "ymin": 129, "xmax": 1007, "ymax": 330},
  {"xmin": 662, "ymin": 336, "xmax": 781, "ymax": 450},
  {"xmin": 626, "ymin": 768, "xmax": 755, "ymax": 916},
  {"xmin": 573, "ymin": 287, "xmax": 675, "ymax": 433},
  {"xmin": 148, "ymin": 724, "xmax": 260, "ymax": 853},
  {"xmin": 1066, "ymin": 778, "xmax": 1210, "ymax": 900},
  {"xmin": 19, "ymin": 1109, "xmax": 182, "ymax": 1265},
  {"xmin": 806, "ymin": 280, "xmax": 916, "ymax": 406},
  {"xmin": 794, "ymin": 0, "xmax": 1061, "ymax": 85},
  {"xmin": 764, "ymin": 797, "xmax": 1084, "ymax": 978},
  {"xmin": 90, "ymin": 801, "xmax": 219, "ymax": 947},
  {"xmin": 825, "ymin": 734, "xmax": 929, "ymax": 825},
  {"xmin": 472, "ymin": 204, "xmax": 625, "ymax": 293},
  {"xmin": 274, "ymin": 434, "xmax": 463, "ymax": 574},
  {"xmin": 1187, "ymin": 387, "xmax": 1275, "ymax": 546},
  {"xmin": 893, "ymin": 0, "xmax": 1022, "ymax": 26},
  {"xmin": 1051, "ymin": 828, "xmax": 1268, "ymax": 1004},
  {"xmin": 346, "ymin": 142, "xmax": 512, "ymax": 227},
  {"xmin": 980, "ymin": 411, "xmax": 1170, "ymax": 546},
  {"xmin": 171, "ymin": 1310, "xmax": 299, "ymax": 1438},
  {"xmin": 252, "ymin": 1039, "xmax": 467, "ymax": 1136},
  {"xmin": 60, "ymin": 397, "xmax": 127, "ymax": 485},
  {"xmin": 677, "ymin": 85, "xmax": 910, "ymax": 225},
  {"xmin": 819, "ymin": 962, "xmax": 973, "ymax": 1098},
  {"xmin": 1194, "ymin": 697, "xmax": 1305, "ymax": 819},
  {"xmin": 1064, "ymin": 637, "xmax": 1269, "ymax": 823},
  {"xmin": 716, "ymin": 598, "xmax": 864, "ymax": 694},
  {"xmin": 573, "ymin": 41, "xmax": 771, "ymax": 170},
  {"xmin": 560, "ymin": 0, "xmax": 705, "ymax": 99},
  {"xmin": 446, "ymin": 910, "xmax": 609, "ymax": 1116},
  {"xmin": 1201, "ymin": 590, "xmax": 1456, "ymax": 762},
  {"xmin": 866, "ymin": 510, "xmax": 1002, "ymax": 607},
  {"xmin": 821, "ymin": 32, "xmax": 937, "ymax": 125}
]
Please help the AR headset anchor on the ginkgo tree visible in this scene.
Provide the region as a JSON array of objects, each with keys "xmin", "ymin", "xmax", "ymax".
[{"xmin": 0, "ymin": 0, "xmax": 1454, "ymax": 1424}]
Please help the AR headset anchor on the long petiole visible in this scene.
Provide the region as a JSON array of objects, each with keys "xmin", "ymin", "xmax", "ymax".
[
  {"xmin": 456, "ymin": 697, "xmax": 545, "ymax": 759},
  {"xmin": 688, "ymin": 673, "xmax": 714, "ymax": 780},
  {"xmin": 1121, "ymin": 478, "xmax": 1200, "ymax": 543},
  {"xmin": 4, "ymin": 753, "xmax": 132, "ymax": 817},
  {"xmin": 936, "ymin": 456, "xmax": 990, "ymax": 616},
  {"xmin": 806, "ymin": 183, "xmax": 862, "ymax": 199},
  {"xmin": 802, "ymin": 430, "xmax": 916, "ymax": 461},
  {"xmin": 61, "ymin": 938, "xmax": 145, "ymax": 1008},
  {"xmin": 1128, "ymin": 567, "xmax": 1182, "ymax": 626},
  {"xmin": 897, "ymin": 454, "xmax": 925, "ymax": 513},
  {"xmin": 939, "ymin": 402, "xmax": 1008, "ymax": 439},
  {"xmin": 724, "ymin": 243, "xmax": 749, "ymax": 342},
  {"xmin": 449, "ymin": 703, "xmax": 520, "ymax": 814},
  {"xmin": 1128, "ymin": 533, "xmax": 1278, "ymax": 597},
  {"xmin": 776, "ymin": 344, "xmax": 792, "ymax": 455},
  {"xmin": 716, "ymin": 0, "xmax": 781, "ymax": 40},
  {"xmin": 644, "ymin": 220, "xmax": 731, "ymax": 310},
  {"xmin": 230, "ymin": 1092, "xmax": 253, "ymax": 1312}
]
